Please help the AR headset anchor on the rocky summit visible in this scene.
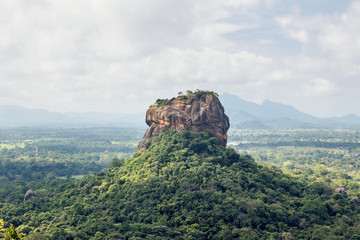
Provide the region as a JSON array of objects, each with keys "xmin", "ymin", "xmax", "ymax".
[{"xmin": 137, "ymin": 91, "xmax": 230, "ymax": 150}]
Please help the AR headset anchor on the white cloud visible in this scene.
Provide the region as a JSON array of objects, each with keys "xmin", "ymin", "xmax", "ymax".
[
  {"xmin": 276, "ymin": 16, "xmax": 292, "ymax": 28},
  {"xmin": 302, "ymin": 78, "xmax": 338, "ymax": 97},
  {"xmin": 276, "ymin": 1, "xmax": 360, "ymax": 62},
  {"xmin": 0, "ymin": 0, "xmax": 280, "ymax": 113},
  {"xmin": 0, "ymin": 0, "xmax": 358, "ymax": 117},
  {"xmin": 316, "ymin": 1, "xmax": 360, "ymax": 61},
  {"xmin": 224, "ymin": 0, "xmax": 275, "ymax": 8},
  {"xmin": 289, "ymin": 30, "xmax": 308, "ymax": 43}
]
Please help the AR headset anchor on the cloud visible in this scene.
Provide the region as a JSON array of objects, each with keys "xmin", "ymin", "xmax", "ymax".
[
  {"xmin": 0, "ymin": 0, "xmax": 358, "ymax": 117},
  {"xmin": 289, "ymin": 30, "xmax": 308, "ymax": 43},
  {"xmin": 302, "ymin": 78, "xmax": 338, "ymax": 97},
  {"xmin": 276, "ymin": 1, "xmax": 360, "ymax": 62},
  {"xmin": 0, "ymin": 0, "xmax": 279, "ymax": 113},
  {"xmin": 316, "ymin": 1, "xmax": 360, "ymax": 61}
]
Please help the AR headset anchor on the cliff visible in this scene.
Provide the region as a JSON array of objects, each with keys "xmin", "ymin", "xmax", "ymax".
[{"xmin": 137, "ymin": 91, "xmax": 230, "ymax": 150}]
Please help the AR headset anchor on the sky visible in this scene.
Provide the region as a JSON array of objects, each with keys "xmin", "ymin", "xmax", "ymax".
[{"xmin": 0, "ymin": 0, "xmax": 359, "ymax": 117}]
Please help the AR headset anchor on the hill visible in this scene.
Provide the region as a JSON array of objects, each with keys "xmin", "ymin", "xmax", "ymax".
[
  {"xmin": 1, "ymin": 92, "xmax": 360, "ymax": 239},
  {"xmin": 1, "ymin": 130, "xmax": 360, "ymax": 239}
]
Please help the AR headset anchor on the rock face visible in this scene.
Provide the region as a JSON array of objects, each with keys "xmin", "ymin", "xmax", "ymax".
[
  {"xmin": 24, "ymin": 189, "xmax": 36, "ymax": 202},
  {"xmin": 352, "ymin": 196, "xmax": 360, "ymax": 205},
  {"xmin": 333, "ymin": 188, "xmax": 347, "ymax": 196},
  {"xmin": 137, "ymin": 92, "xmax": 230, "ymax": 150}
]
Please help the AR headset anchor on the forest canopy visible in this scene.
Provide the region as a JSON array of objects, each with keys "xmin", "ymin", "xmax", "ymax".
[{"xmin": 1, "ymin": 130, "xmax": 360, "ymax": 239}]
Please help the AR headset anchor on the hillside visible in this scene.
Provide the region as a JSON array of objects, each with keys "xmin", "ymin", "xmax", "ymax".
[
  {"xmin": 1, "ymin": 130, "xmax": 360, "ymax": 239},
  {"xmin": 1, "ymin": 92, "xmax": 360, "ymax": 239}
]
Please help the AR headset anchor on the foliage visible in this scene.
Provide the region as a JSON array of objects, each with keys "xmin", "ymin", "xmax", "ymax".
[
  {"xmin": 0, "ymin": 220, "xmax": 25, "ymax": 240},
  {"xmin": 230, "ymin": 129, "xmax": 360, "ymax": 188},
  {"xmin": 153, "ymin": 99, "xmax": 170, "ymax": 107},
  {"xmin": 177, "ymin": 89, "xmax": 219, "ymax": 99},
  {"xmin": 0, "ymin": 127, "xmax": 141, "ymax": 182},
  {"xmin": 109, "ymin": 158, "xmax": 125, "ymax": 168},
  {"xmin": 151, "ymin": 90, "xmax": 220, "ymax": 105},
  {"xmin": 1, "ymin": 130, "xmax": 360, "ymax": 239}
]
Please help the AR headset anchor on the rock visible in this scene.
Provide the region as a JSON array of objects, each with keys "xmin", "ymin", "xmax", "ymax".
[
  {"xmin": 24, "ymin": 189, "xmax": 36, "ymax": 202},
  {"xmin": 137, "ymin": 91, "xmax": 230, "ymax": 150},
  {"xmin": 352, "ymin": 196, "xmax": 360, "ymax": 205},
  {"xmin": 333, "ymin": 187, "xmax": 347, "ymax": 196}
]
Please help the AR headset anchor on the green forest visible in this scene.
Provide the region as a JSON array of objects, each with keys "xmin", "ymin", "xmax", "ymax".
[
  {"xmin": 229, "ymin": 129, "xmax": 360, "ymax": 191},
  {"xmin": 0, "ymin": 127, "xmax": 143, "ymax": 181},
  {"xmin": 1, "ymin": 128, "xmax": 360, "ymax": 239}
]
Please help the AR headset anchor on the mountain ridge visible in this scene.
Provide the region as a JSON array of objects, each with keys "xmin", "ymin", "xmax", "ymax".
[
  {"xmin": 219, "ymin": 93, "xmax": 360, "ymax": 129},
  {"xmin": 0, "ymin": 105, "xmax": 145, "ymax": 128},
  {"xmin": 1, "ymin": 94, "xmax": 359, "ymax": 129}
]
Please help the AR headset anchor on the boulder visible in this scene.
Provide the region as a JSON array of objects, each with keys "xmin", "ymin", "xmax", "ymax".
[
  {"xmin": 24, "ymin": 189, "xmax": 36, "ymax": 202},
  {"xmin": 137, "ymin": 91, "xmax": 230, "ymax": 150},
  {"xmin": 333, "ymin": 188, "xmax": 347, "ymax": 196},
  {"xmin": 352, "ymin": 196, "xmax": 360, "ymax": 205}
]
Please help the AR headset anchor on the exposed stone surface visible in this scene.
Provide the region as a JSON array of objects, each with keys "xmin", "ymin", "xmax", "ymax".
[
  {"xmin": 352, "ymin": 196, "xmax": 360, "ymax": 205},
  {"xmin": 24, "ymin": 189, "xmax": 36, "ymax": 202},
  {"xmin": 333, "ymin": 188, "xmax": 347, "ymax": 196},
  {"xmin": 137, "ymin": 92, "xmax": 230, "ymax": 150}
]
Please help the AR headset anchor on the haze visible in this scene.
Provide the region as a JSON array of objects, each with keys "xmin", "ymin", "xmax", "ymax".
[{"xmin": 0, "ymin": 0, "xmax": 359, "ymax": 117}]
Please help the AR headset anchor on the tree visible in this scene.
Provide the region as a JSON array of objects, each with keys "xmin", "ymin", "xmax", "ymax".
[
  {"xmin": 0, "ymin": 220, "xmax": 25, "ymax": 240},
  {"xmin": 110, "ymin": 158, "xmax": 124, "ymax": 168},
  {"xmin": 301, "ymin": 199, "xmax": 329, "ymax": 221}
]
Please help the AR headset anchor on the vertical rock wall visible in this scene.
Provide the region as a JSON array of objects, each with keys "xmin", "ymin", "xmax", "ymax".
[{"xmin": 137, "ymin": 93, "xmax": 230, "ymax": 150}]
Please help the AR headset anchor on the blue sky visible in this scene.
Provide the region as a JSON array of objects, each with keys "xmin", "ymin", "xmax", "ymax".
[{"xmin": 0, "ymin": 0, "xmax": 359, "ymax": 117}]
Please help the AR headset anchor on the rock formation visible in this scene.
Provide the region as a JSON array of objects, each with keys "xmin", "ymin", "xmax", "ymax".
[
  {"xmin": 137, "ymin": 91, "xmax": 230, "ymax": 150},
  {"xmin": 352, "ymin": 196, "xmax": 360, "ymax": 205},
  {"xmin": 333, "ymin": 187, "xmax": 347, "ymax": 196},
  {"xmin": 24, "ymin": 189, "xmax": 36, "ymax": 202}
]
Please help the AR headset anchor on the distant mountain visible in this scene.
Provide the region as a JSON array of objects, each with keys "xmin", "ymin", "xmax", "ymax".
[
  {"xmin": 1, "ymin": 96, "xmax": 360, "ymax": 129},
  {"xmin": 333, "ymin": 114, "xmax": 360, "ymax": 125},
  {"xmin": 0, "ymin": 105, "xmax": 145, "ymax": 127},
  {"xmin": 220, "ymin": 93, "xmax": 360, "ymax": 129}
]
